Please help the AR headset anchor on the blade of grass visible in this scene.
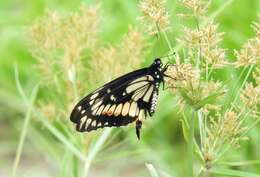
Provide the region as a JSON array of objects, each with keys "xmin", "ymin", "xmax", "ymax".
[
  {"xmin": 210, "ymin": 168, "xmax": 260, "ymax": 177},
  {"xmin": 14, "ymin": 64, "xmax": 86, "ymax": 163},
  {"xmin": 83, "ymin": 128, "xmax": 112, "ymax": 177},
  {"xmin": 187, "ymin": 110, "xmax": 195, "ymax": 177},
  {"xmin": 12, "ymin": 66, "xmax": 39, "ymax": 177},
  {"xmin": 229, "ymin": 65, "xmax": 254, "ymax": 111},
  {"xmin": 218, "ymin": 160, "xmax": 260, "ymax": 166},
  {"xmin": 145, "ymin": 163, "xmax": 160, "ymax": 177},
  {"xmin": 35, "ymin": 113, "xmax": 86, "ymax": 162},
  {"xmin": 59, "ymin": 148, "xmax": 71, "ymax": 177}
]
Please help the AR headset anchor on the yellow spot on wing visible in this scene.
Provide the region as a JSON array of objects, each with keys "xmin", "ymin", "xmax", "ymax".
[
  {"xmin": 122, "ymin": 102, "xmax": 130, "ymax": 116},
  {"xmin": 129, "ymin": 102, "xmax": 137, "ymax": 117},
  {"xmin": 102, "ymin": 104, "xmax": 111, "ymax": 115},
  {"xmin": 138, "ymin": 109, "xmax": 145, "ymax": 121},
  {"xmin": 114, "ymin": 104, "xmax": 123, "ymax": 116},
  {"xmin": 107, "ymin": 104, "xmax": 116, "ymax": 116}
]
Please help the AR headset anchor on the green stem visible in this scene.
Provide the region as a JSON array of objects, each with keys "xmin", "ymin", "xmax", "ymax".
[
  {"xmin": 12, "ymin": 66, "xmax": 39, "ymax": 177},
  {"xmin": 188, "ymin": 110, "xmax": 195, "ymax": 177},
  {"xmin": 155, "ymin": 23, "xmax": 178, "ymax": 64},
  {"xmin": 230, "ymin": 65, "xmax": 254, "ymax": 111},
  {"xmin": 83, "ymin": 129, "xmax": 111, "ymax": 177}
]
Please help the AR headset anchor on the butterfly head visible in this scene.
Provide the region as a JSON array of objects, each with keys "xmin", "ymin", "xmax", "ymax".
[{"xmin": 152, "ymin": 58, "xmax": 163, "ymax": 69}]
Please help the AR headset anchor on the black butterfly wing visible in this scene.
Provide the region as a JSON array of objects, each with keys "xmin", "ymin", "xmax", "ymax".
[{"xmin": 70, "ymin": 67, "xmax": 158, "ymax": 132}]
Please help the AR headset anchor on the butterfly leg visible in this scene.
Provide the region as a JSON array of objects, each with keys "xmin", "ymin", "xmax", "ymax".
[{"xmin": 135, "ymin": 120, "xmax": 142, "ymax": 140}]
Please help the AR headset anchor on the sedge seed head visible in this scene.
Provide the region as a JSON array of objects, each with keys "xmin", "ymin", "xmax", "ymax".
[{"xmin": 139, "ymin": 0, "xmax": 170, "ymax": 35}]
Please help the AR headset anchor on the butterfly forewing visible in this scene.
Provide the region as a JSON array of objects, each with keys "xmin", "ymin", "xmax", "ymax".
[{"xmin": 70, "ymin": 68, "xmax": 157, "ymax": 132}]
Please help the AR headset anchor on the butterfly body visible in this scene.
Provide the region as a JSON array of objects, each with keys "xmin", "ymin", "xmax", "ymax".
[{"xmin": 70, "ymin": 58, "xmax": 167, "ymax": 139}]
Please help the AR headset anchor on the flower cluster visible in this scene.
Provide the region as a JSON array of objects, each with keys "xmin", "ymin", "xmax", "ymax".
[
  {"xmin": 139, "ymin": 0, "xmax": 170, "ymax": 35},
  {"xmin": 181, "ymin": 0, "xmax": 211, "ymax": 17},
  {"xmin": 178, "ymin": 23, "xmax": 228, "ymax": 69},
  {"xmin": 234, "ymin": 15, "xmax": 260, "ymax": 67}
]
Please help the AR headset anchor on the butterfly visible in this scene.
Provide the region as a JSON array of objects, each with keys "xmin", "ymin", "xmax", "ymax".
[{"xmin": 70, "ymin": 58, "xmax": 171, "ymax": 139}]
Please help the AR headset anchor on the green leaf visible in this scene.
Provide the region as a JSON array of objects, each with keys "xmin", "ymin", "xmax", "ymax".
[
  {"xmin": 210, "ymin": 168, "xmax": 260, "ymax": 177},
  {"xmin": 180, "ymin": 119, "xmax": 189, "ymax": 142},
  {"xmin": 178, "ymin": 87, "xmax": 194, "ymax": 106},
  {"xmin": 193, "ymin": 91, "xmax": 225, "ymax": 110},
  {"xmin": 218, "ymin": 160, "xmax": 260, "ymax": 166}
]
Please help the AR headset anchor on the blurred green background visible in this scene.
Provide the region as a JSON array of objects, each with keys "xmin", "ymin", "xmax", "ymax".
[{"xmin": 0, "ymin": 0, "xmax": 259, "ymax": 177}]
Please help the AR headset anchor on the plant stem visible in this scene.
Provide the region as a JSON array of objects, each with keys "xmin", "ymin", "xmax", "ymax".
[
  {"xmin": 188, "ymin": 110, "xmax": 195, "ymax": 177},
  {"xmin": 12, "ymin": 66, "xmax": 39, "ymax": 177},
  {"xmin": 83, "ymin": 129, "xmax": 111, "ymax": 177},
  {"xmin": 229, "ymin": 65, "xmax": 254, "ymax": 111}
]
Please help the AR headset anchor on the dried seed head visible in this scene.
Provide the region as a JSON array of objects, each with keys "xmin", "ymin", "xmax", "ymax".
[
  {"xmin": 201, "ymin": 24, "xmax": 224, "ymax": 47},
  {"xmin": 165, "ymin": 63, "xmax": 198, "ymax": 81},
  {"xmin": 179, "ymin": 24, "xmax": 224, "ymax": 48},
  {"xmin": 219, "ymin": 111, "xmax": 240, "ymax": 139},
  {"xmin": 139, "ymin": 0, "xmax": 170, "ymax": 35},
  {"xmin": 178, "ymin": 27, "xmax": 202, "ymax": 48},
  {"xmin": 28, "ymin": 5, "xmax": 100, "ymax": 82},
  {"xmin": 204, "ymin": 110, "xmax": 247, "ymax": 160},
  {"xmin": 234, "ymin": 39, "xmax": 260, "ymax": 67},
  {"xmin": 253, "ymin": 68, "xmax": 260, "ymax": 85},
  {"xmin": 201, "ymin": 47, "xmax": 229, "ymax": 69},
  {"xmin": 181, "ymin": 0, "xmax": 211, "ymax": 17},
  {"xmin": 88, "ymin": 28, "xmax": 146, "ymax": 86},
  {"xmin": 240, "ymin": 83, "xmax": 260, "ymax": 112},
  {"xmin": 234, "ymin": 16, "xmax": 260, "ymax": 67},
  {"xmin": 39, "ymin": 103, "xmax": 57, "ymax": 120}
]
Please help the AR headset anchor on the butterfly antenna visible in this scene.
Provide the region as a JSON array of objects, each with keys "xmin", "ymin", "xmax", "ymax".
[{"xmin": 160, "ymin": 51, "xmax": 176, "ymax": 62}]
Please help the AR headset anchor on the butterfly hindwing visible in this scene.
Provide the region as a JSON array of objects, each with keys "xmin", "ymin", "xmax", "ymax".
[{"xmin": 70, "ymin": 68, "xmax": 157, "ymax": 132}]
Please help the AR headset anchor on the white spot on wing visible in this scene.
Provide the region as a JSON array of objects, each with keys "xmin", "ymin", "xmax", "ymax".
[
  {"xmin": 90, "ymin": 93, "xmax": 99, "ymax": 100},
  {"xmin": 110, "ymin": 95, "xmax": 116, "ymax": 101},
  {"xmin": 86, "ymin": 119, "xmax": 92, "ymax": 125},
  {"xmin": 77, "ymin": 106, "xmax": 82, "ymax": 111},
  {"xmin": 92, "ymin": 120, "xmax": 96, "ymax": 126},
  {"xmin": 92, "ymin": 99, "xmax": 103, "ymax": 110},
  {"xmin": 96, "ymin": 105, "xmax": 105, "ymax": 115},
  {"xmin": 80, "ymin": 116, "xmax": 87, "ymax": 129},
  {"xmin": 89, "ymin": 100, "xmax": 94, "ymax": 105},
  {"xmin": 92, "ymin": 106, "xmax": 99, "ymax": 115}
]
